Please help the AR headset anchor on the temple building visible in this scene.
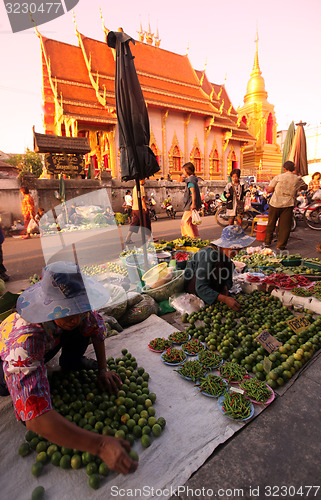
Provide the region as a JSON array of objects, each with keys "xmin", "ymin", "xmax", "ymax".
[
  {"xmin": 38, "ymin": 19, "xmax": 254, "ymax": 181},
  {"xmin": 237, "ymin": 35, "xmax": 282, "ymax": 181}
]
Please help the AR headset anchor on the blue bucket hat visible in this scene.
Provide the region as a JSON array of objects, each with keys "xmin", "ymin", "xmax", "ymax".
[
  {"xmin": 17, "ymin": 261, "xmax": 110, "ymax": 323},
  {"xmin": 212, "ymin": 225, "xmax": 255, "ymax": 249}
]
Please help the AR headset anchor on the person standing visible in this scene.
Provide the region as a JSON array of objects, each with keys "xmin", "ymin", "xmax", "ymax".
[
  {"xmin": 125, "ymin": 179, "xmax": 151, "ymax": 244},
  {"xmin": 20, "ymin": 187, "xmax": 36, "ymax": 239},
  {"xmin": 124, "ymin": 189, "xmax": 133, "ymax": 223},
  {"xmin": 181, "ymin": 162, "xmax": 202, "ymax": 238},
  {"xmin": 0, "ymin": 222, "xmax": 9, "ymax": 282},
  {"xmin": 264, "ymin": 161, "xmax": 307, "ymax": 250},
  {"xmin": 224, "ymin": 169, "xmax": 246, "ymax": 226}
]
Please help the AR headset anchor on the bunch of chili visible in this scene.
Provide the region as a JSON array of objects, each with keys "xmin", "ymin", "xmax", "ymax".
[
  {"xmin": 174, "ymin": 360, "xmax": 206, "ymax": 381},
  {"xmin": 219, "ymin": 362, "xmax": 247, "ymax": 382},
  {"xmin": 239, "ymin": 377, "xmax": 272, "ymax": 403},
  {"xmin": 291, "ymin": 287, "xmax": 313, "ymax": 297},
  {"xmin": 162, "ymin": 348, "xmax": 186, "ymax": 364},
  {"xmin": 222, "ymin": 392, "xmax": 252, "ymax": 420},
  {"xmin": 175, "ymin": 252, "xmax": 191, "ymax": 262},
  {"xmin": 263, "ymin": 273, "xmax": 312, "ymax": 289},
  {"xmin": 168, "ymin": 331, "xmax": 190, "ymax": 344},
  {"xmin": 199, "ymin": 374, "xmax": 227, "ymax": 397},
  {"xmin": 198, "ymin": 350, "xmax": 222, "ymax": 368},
  {"xmin": 182, "ymin": 339, "xmax": 204, "ymax": 355},
  {"xmin": 148, "ymin": 337, "xmax": 173, "ymax": 351}
]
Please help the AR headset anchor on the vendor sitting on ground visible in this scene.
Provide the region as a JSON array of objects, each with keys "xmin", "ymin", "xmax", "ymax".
[
  {"xmin": 184, "ymin": 225, "xmax": 255, "ymax": 311},
  {"xmin": 0, "ymin": 261, "xmax": 137, "ymax": 475}
]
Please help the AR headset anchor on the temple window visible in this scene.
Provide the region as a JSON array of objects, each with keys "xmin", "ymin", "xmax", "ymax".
[
  {"xmin": 209, "ymin": 150, "xmax": 220, "ymax": 177},
  {"xmin": 173, "ymin": 146, "xmax": 181, "ymax": 171},
  {"xmin": 242, "ymin": 116, "xmax": 247, "ymax": 126},
  {"xmin": 266, "ymin": 113, "xmax": 273, "ymax": 144}
]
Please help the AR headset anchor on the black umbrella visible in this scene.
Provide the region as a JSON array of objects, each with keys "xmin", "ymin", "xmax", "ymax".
[{"xmin": 107, "ymin": 29, "xmax": 160, "ymax": 266}]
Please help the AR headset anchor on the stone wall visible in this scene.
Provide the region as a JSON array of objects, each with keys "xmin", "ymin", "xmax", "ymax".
[{"xmin": 0, "ymin": 173, "xmax": 226, "ymax": 229}]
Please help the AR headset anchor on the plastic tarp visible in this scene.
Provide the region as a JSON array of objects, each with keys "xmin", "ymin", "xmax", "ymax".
[{"xmin": 0, "ymin": 315, "xmax": 266, "ymax": 500}]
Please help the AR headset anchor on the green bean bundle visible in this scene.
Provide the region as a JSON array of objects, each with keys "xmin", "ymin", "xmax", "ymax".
[
  {"xmin": 219, "ymin": 362, "xmax": 247, "ymax": 382},
  {"xmin": 222, "ymin": 392, "xmax": 252, "ymax": 420},
  {"xmin": 198, "ymin": 374, "xmax": 227, "ymax": 397},
  {"xmin": 198, "ymin": 350, "xmax": 222, "ymax": 368},
  {"xmin": 174, "ymin": 360, "xmax": 206, "ymax": 381},
  {"xmin": 239, "ymin": 377, "xmax": 273, "ymax": 403}
]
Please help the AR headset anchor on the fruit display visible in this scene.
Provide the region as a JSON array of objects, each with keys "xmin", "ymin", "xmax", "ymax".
[
  {"xmin": 181, "ymin": 290, "xmax": 321, "ymax": 389},
  {"xmin": 29, "ymin": 274, "xmax": 41, "ymax": 284},
  {"xmin": 174, "ymin": 359, "xmax": 207, "ymax": 382},
  {"xmin": 18, "ymin": 350, "xmax": 165, "ymax": 491},
  {"xmin": 234, "ymin": 251, "xmax": 321, "ymax": 276},
  {"xmin": 81, "ymin": 262, "xmax": 128, "ymax": 277}
]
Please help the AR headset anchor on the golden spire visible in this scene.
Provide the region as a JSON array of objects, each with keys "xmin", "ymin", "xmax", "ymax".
[
  {"xmin": 154, "ymin": 25, "xmax": 161, "ymax": 47},
  {"xmin": 137, "ymin": 20, "xmax": 145, "ymax": 42},
  {"xmin": 145, "ymin": 21, "xmax": 154, "ymax": 45},
  {"xmin": 244, "ymin": 30, "xmax": 268, "ymax": 104},
  {"xmin": 99, "ymin": 7, "xmax": 109, "ymax": 42}
]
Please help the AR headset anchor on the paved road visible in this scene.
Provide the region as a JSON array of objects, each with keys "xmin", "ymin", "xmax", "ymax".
[{"xmin": 2, "ymin": 214, "xmax": 321, "ymax": 282}]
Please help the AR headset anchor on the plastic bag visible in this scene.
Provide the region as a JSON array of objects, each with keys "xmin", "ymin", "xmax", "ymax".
[
  {"xmin": 119, "ymin": 294, "xmax": 158, "ymax": 326},
  {"xmin": 244, "ymin": 194, "xmax": 251, "ymax": 211},
  {"xmin": 169, "ymin": 293, "xmax": 205, "ymax": 315},
  {"xmin": 191, "ymin": 209, "xmax": 201, "ymax": 225},
  {"xmin": 27, "ymin": 218, "xmax": 39, "ymax": 234}
]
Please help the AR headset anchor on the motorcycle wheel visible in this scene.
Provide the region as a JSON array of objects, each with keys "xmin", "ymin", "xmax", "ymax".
[
  {"xmin": 166, "ymin": 210, "xmax": 171, "ymax": 218},
  {"xmin": 290, "ymin": 216, "xmax": 296, "ymax": 232},
  {"xmin": 240, "ymin": 212, "xmax": 251, "ymax": 230},
  {"xmin": 171, "ymin": 210, "xmax": 176, "ymax": 219},
  {"xmin": 215, "ymin": 206, "xmax": 229, "ymax": 227},
  {"xmin": 304, "ymin": 203, "xmax": 321, "ymax": 230}
]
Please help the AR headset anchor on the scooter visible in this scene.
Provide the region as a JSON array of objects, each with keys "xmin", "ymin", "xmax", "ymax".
[
  {"xmin": 161, "ymin": 199, "xmax": 176, "ymax": 219},
  {"xmin": 147, "ymin": 195, "xmax": 157, "ymax": 221}
]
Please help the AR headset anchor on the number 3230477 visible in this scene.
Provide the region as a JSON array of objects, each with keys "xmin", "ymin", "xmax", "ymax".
[{"xmin": 5, "ymin": 3, "xmax": 63, "ymax": 14}]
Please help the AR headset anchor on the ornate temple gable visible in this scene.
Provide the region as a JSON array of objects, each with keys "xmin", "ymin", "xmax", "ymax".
[
  {"xmin": 150, "ymin": 128, "xmax": 161, "ymax": 159},
  {"xmin": 209, "ymin": 136, "xmax": 222, "ymax": 179},
  {"xmin": 190, "ymin": 134, "xmax": 204, "ymax": 173},
  {"xmin": 168, "ymin": 131, "xmax": 183, "ymax": 173}
]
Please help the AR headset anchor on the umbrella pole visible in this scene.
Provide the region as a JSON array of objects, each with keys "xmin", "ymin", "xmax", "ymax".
[{"xmin": 135, "ymin": 178, "xmax": 149, "ymax": 270}]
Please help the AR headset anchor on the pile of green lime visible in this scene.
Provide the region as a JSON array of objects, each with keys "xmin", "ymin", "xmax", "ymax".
[{"xmin": 18, "ymin": 349, "xmax": 166, "ymax": 492}]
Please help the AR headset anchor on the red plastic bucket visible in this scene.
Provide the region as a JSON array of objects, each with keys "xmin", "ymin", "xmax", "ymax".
[{"xmin": 256, "ymin": 220, "xmax": 268, "ymax": 241}]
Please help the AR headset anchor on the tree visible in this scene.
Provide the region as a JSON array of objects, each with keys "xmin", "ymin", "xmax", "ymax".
[{"xmin": 5, "ymin": 148, "xmax": 43, "ymax": 178}]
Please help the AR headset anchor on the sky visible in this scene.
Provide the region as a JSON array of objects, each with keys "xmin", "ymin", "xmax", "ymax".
[{"xmin": 0, "ymin": 0, "xmax": 321, "ymax": 154}]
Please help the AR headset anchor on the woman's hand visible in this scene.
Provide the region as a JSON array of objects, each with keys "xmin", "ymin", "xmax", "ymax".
[
  {"xmin": 98, "ymin": 436, "xmax": 138, "ymax": 475},
  {"xmin": 98, "ymin": 370, "xmax": 122, "ymax": 393}
]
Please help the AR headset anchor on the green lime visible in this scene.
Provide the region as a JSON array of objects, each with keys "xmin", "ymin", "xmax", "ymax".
[
  {"xmin": 133, "ymin": 425, "xmax": 142, "ymax": 438},
  {"xmin": 51, "ymin": 451, "xmax": 62, "ymax": 466},
  {"xmin": 86, "ymin": 462, "xmax": 98, "ymax": 476},
  {"xmin": 36, "ymin": 441, "xmax": 48, "ymax": 454},
  {"xmin": 60, "ymin": 454, "xmax": 71, "ymax": 469},
  {"xmin": 71, "ymin": 454, "xmax": 82, "ymax": 469},
  {"xmin": 29, "ymin": 437, "xmax": 40, "ymax": 450},
  {"xmin": 25, "ymin": 430, "xmax": 37, "ymax": 442},
  {"xmin": 148, "ymin": 392, "xmax": 156, "ymax": 403},
  {"xmin": 142, "ymin": 425, "xmax": 151, "ymax": 435},
  {"xmin": 61, "ymin": 446, "xmax": 73, "ymax": 456},
  {"xmin": 148, "ymin": 416, "xmax": 157, "ymax": 427},
  {"xmin": 31, "ymin": 486, "xmax": 45, "ymax": 500},
  {"xmin": 147, "ymin": 406, "xmax": 156, "ymax": 417},
  {"xmin": 46, "ymin": 444, "xmax": 58, "ymax": 457},
  {"xmin": 36, "ymin": 452, "xmax": 48, "ymax": 465},
  {"xmin": 121, "ymin": 348, "xmax": 128, "ymax": 355},
  {"xmin": 98, "ymin": 462, "xmax": 110, "ymax": 476},
  {"xmin": 31, "ymin": 462, "xmax": 43, "ymax": 477},
  {"xmin": 115, "ymin": 429, "xmax": 125, "ymax": 439},
  {"xmin": 88, "ymin": 474, "xmax": 100, "ymax": 490},
  {"xmin": 82, "ymin": 451, "xmax": 94, "ymax": 465},
  {"xmin": 152, "ymin": 424, "xmax": 162, "ymax": 437},
  {"xmin": 128, "ymin": 450, "xmax": 139, "ymax": 462},
  {"xmin": 18, "ymin": 442, "xmax": 31, "ymax": 457},
  {"xmin": 141, "ymin": 434, "xmax": 151, "ymax": 448},
  {"xmin": 157, "ymin": 417, "xmax": 166, "ymax": 429}
]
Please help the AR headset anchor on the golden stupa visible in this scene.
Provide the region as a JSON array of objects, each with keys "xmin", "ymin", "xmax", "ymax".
[{"xmin": 237, "ymin": 33, "xmax": 282, "ymax": 181}]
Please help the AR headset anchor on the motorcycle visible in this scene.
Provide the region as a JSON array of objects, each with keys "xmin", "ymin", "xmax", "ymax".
[
  {"xmin": 200, "ymin": 192, "xmax": 220, "ymax": 216},
  {"xmin": 161, "ymin": 198, "xmax": 176, "ymax": 219},
  {"xmin": 147, "ymin": 195, "xmax": 157, "ymax": 221}
]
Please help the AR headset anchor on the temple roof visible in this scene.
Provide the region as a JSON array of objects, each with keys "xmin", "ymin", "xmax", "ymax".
[{"xmin": 34, "ymin": 131, "xmax": 91, "ymax": 154}]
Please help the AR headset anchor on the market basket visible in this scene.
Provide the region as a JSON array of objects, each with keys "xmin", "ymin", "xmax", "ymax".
[{"xmin": 141, "ymin": 270, "xmax": 185, "ymax": 302}]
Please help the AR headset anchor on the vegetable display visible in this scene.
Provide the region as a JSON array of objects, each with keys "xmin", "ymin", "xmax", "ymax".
[
  {"xmin": 174, "ymin": 360, "xmax": 207, "ymax": 382},
  {"xmin": 168, "ymin": 331, "xmax": 190, "ymax": 344},
  {"xmin": 161, "ymin": 348, "xmax": 186, "ymax": 364},
  {"xmin": 197, "ymin": 350, "xmax": 222, "ymax": 368},
  {"xmin": 198, "ymin": 374, "xmax": 227, "ymax": 397},
  {"xmin": 182, "ymin": 339, "xmax": 204, "ymax": 355},
  {"xmin": 148, "ymin": 338, "xmax": 173, "ymax": 352},
  {"xmin": 239, "ymin": 377, "xmax": 273, "ymax": 403},
  {"xmin": 219, "ymin": 362, "xmax": 247, "ymax": 382},
  {"xmin": 262, "ymin": 273, "xmax": 312, "ymax": 289},
  {"xmin": 221, "ymin": 392, "xmax": 252, "ymax": 420}
]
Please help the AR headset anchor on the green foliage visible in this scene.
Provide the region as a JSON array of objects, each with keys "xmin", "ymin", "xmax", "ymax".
[
  {"xmin": 114, "ymin": 212, "xmax": 126, "ymax": 225},
  {"xmin": 5, "ymin": 148, "xmax": 43, "ymax": 178}
]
